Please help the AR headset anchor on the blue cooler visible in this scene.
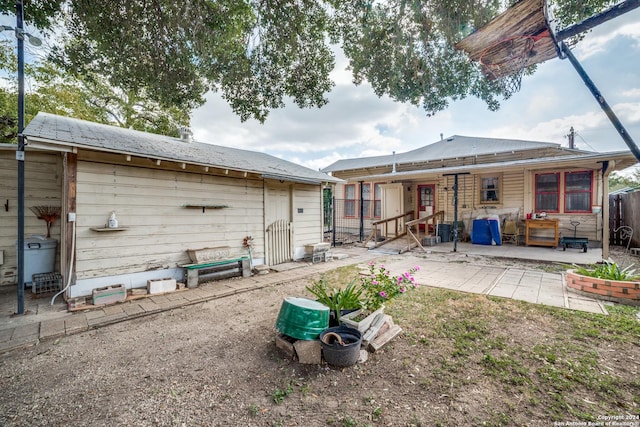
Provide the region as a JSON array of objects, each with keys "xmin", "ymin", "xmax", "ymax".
[{"xmin": 472, "ymin": 219, "xmax": 501, "ymax": 245}]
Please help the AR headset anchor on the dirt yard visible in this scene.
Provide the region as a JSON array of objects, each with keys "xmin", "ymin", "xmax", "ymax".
[{"xmin": 0, "ymin": 249, "xmax": 638, "ymax": 427}]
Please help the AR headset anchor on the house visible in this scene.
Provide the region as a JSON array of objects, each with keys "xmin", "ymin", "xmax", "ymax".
[
  {"xmin": 0, "ymin": 112, "xmax": 338, "ymax": 299},
  {"xmin": 321, "ymin": 135, "xmax": 638, "ymax": 257}
]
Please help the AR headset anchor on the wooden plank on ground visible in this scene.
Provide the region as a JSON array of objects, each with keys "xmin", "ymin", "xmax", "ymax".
[{"xmin": 368, "ymin": 325, "xmax": 402, "ymax": 353}]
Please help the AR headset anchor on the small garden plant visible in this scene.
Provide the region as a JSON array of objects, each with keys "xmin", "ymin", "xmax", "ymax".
[
  {"xmin": 306, "ymin": 263, "xmax": 422, "ymax": 323},
  {"xmin": 306, "ymin": 277, "xmax": 363, "ymax": 321},
  {"xmin": 359, "ymin": 262, "xmax": 421, "ymax": 311},
  {"xmin": 572, "ymin": 260, "xmax": 639, "ymax": 281}
]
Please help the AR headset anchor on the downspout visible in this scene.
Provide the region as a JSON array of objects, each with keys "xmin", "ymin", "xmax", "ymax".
[
  {"xmin": 601, "ymin": 160, "xmax": 614, "ymax": 260},
  {"xmin": 359, "ymin": 181, "xmax": 364, "ymax": 241}
]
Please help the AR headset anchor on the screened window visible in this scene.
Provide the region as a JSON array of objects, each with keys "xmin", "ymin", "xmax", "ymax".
[
  {"xmin": 345, "ymin": 184, "xmax": 356, "ymax": 217},
  {"xmin": 565, "ymin": 171, "xmax": 592, "ymax": 212},
  {"xmin": 362, "ymin": 183, "xmax": 372, "ymax": 218},
  {"xmin": 480, "ymin": 176, "xmax": 500, "ymax": 203},
  {"xmin": 374, "ymin": 183, "xmax": 382, "ymax": 218},
  {"xmin": 535, "ymin": 173, "xmax": 559, "ymax": 212}
]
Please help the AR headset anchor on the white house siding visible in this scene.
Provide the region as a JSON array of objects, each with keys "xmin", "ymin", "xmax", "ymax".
[
  {"xmin": 72, "ymin": 161, "xmax": 264, "ymax": 294},
  {"xmin": 0, "ymin": 150, "xmax": 62, "ymax": 285},
  {"xmin": 331, "ymin": 167, "xmax": 604, "ymax": 243},
  {"xmin": 291, "ymin": 183, "xmax": 323, "ymax": 259}
]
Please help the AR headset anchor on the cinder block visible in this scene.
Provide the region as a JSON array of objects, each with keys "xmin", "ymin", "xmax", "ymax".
[
  {"xmin": 147, "ymin": 278, "xmax": 177, "ymax": 294},
  {"xmin": 67, "ymin": 296, "xmax": 87, "ymax": 309},
  {"xmin": 176, "ymin": 282, "xmax": 186, "ymax": 290},
  {"xmin": 130, "ymin": 288, "xmax": 148, "ymax": 296},
  {"xmin": 254, "ymin": 265, "xmax": 270, "ymax": 275},
  {"xmin": 275, "ymin": 334, "xmax": 296, "ymax": 360},
  {"xmin": 92, "ymin": 284, "xmax": 127, "ymax": 305},
  {"xmin": 294, "ymin": 339, "xmax": 322, "ymax": 365},
  {"xmin": 421, "ymin": 236, "xmax": 440, "ymax": 246}
]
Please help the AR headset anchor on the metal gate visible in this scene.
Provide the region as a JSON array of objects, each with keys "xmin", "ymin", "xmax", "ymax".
[
  {"xmin": 266, "ymin": 219, "xmax": 293, "ymax": 266},
  {"xmin": 327, "ymin": 198, "xmax": 373, "ymax": 246}
]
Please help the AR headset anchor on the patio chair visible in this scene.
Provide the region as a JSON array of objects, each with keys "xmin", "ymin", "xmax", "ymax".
[
  {"xmin": 613, "ymin": 226, "xmax": 633, "ymax": 253},
  {"xmin": 502, "ymin": 220, "xmax": 520, "ymax": 245}
]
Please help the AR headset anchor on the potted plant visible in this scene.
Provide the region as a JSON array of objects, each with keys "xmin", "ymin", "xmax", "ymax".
[
  {"xmin": 340, "ymin": 262, "xmax": 421, "ymax": 332},
  {"xmin": 565, "ymin": 261, "xmax": 640, "ymax": 304},
  {"xmin": 306, "ymin": 277, "xmax": 363, "ymax": 326}
]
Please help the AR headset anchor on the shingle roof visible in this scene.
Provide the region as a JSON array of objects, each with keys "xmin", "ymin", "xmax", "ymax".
[
  {"xmin": 23, "ymin": 113, "xmax": 338, "ymax": 184},
  {"xmin": 322, "ymin": 135, "xmax": 580, "ymax": 172}
]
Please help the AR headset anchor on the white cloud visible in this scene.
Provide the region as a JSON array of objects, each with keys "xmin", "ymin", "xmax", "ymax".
[
  {"xmin": 190, "ymin": 8, "xmax": 640, "ymax": 170},
  {"xmin": 622, "ymin": 88, "xmax": 640, "ymax": 97},
  {"xmin": 575, "ymin": 19, "xmax": 640, "ymax": 59}
]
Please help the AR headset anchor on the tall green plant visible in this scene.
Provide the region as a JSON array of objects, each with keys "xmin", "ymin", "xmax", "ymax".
[
  {"xmin": 306, "ymin": 277, "xmax": 362, "ymax": 323},
  {"xmin": 573, "ymin": 261, "xmax": 639, "ymax": 281}
]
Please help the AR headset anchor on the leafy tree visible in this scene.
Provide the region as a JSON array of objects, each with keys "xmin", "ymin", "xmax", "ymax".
[
  {"xmin": 1, "ymin": 0, "xmax": 621, "ymax": 123},
  {"xmin": 609, "ymin": 168, "xmax": 640, "ymax": 192},
  {"xmin": 0, "ymin": 40, "xmax": 189, "ymax": 143}
]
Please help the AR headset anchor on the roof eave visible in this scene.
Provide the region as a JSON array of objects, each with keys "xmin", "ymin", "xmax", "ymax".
[
  {"xmin": 25, "ymin": 135, "xmax": 338, "ymax": 184},
  {"xmin": 344, "ymin": 152, "xmax": 638, "ymax": 182}
]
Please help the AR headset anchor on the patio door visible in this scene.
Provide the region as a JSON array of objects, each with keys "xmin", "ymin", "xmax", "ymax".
[
  {"xmin": 417, "ymin": 184, "xmax": 435, "ymax": 231},
  {"xmin": 381, "ymin": 183, "xmax": 403, "ymax": 237}
]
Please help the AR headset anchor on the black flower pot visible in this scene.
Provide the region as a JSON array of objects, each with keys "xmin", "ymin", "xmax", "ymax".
[{"xmin": 320, "ymin": 325, "xmax": 362, "ymax": 367}]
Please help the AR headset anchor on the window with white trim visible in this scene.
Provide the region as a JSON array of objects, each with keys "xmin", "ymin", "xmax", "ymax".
[
  {"xmin": 374, "ymin": 183, "xmax": 382, "ymax": 218},
  {"xmin": 480, "ymin": 175, "xmax": 500, "ymax": 203},
  {"xmin": 345, "ymin": 184, "xmax": 356, "ymax": 217},
  {"xmin": 362, "ymin": 183, "xmax": 372, "ymax": 218}
]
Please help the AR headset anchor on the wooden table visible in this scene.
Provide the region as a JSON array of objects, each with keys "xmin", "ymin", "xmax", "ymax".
[{"xmin": 525, "ymin": 219, "xmax": 559, "ymax": 247}]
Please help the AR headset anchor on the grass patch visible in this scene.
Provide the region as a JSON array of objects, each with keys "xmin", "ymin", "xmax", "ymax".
[{"xmin": 386, "ymin": 287, "xmax": 640, "ymax": 423}]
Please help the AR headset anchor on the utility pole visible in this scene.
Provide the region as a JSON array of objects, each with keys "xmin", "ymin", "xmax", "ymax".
[
  {"xmin": 568, "ymin": 126, "xmax": 575, "ymax": 149},
  {"xmin": 16, "ymin": 0, "xmax": 26, "ymax": 315},
  {"xmin": 2, "ymin": 1, "xmax": 42, "ymax": 314}
]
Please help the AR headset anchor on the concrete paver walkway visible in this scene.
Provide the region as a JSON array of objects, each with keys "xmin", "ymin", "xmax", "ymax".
[
  {"xmin": 0, "ymin": 246, "xmax": 607, "ymax": 354},
  {"xmin": 380, "ymin": 255, "xmax": 606, "ymax": 314}
]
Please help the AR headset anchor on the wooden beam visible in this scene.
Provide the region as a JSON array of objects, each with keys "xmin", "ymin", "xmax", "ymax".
[{"xmin": 63, "ymin": 152, "xmax": 77, "ymax": 298}]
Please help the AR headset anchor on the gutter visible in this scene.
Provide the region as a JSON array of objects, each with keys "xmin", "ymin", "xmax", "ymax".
[{"xmin": 343, "ymin": 151, "xmax": 637, "ymax": 182}]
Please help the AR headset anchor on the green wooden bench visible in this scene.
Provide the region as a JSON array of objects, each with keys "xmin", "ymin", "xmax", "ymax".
[{"xmin": 183, "ymin": 257, "xmax": 251, "ymax": 288}]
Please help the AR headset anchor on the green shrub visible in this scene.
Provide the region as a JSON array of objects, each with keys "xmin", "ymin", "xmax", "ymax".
[
  {"xmin": 306, "ymin": 277, "xmax": 363, "ymax": 321},
  {"xmin": 573, "ymin": 261, "xmax": 639, "ymax": 281}
]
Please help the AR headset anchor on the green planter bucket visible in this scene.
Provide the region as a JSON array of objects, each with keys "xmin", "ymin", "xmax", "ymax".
[{"xmin": 275, "ymin": 297, "xmax": 329, "ymax": 340}]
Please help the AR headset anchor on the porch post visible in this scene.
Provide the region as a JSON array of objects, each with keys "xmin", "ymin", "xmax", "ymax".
[
  {"xmin": 443, "ymin": 172, "xmax": 469, "ymax": 252},
  {"xmin": 601, "ymin": 161, "xmax": 613, "ymax": 259},
  {"xmin": 359, "ymin": 181, "xmax": 364, "ymax": 241},
  {"xmin": 64, "ymin": 153, "xmax": 77, "ymax": 298}
]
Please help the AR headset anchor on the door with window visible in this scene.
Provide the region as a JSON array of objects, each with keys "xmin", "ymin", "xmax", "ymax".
[
  {"xmin": 381, "ymin": 184, "xmax": 403, "ymax": 236},
  {"xmin": 417, "ymin": 184, "xmax": 435, "ymax": 231}
]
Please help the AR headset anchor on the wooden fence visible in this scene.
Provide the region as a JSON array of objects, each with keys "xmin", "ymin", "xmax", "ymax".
[{"xmin": 609, "ymin": 191, "xmax": 640, "ymax": 248}]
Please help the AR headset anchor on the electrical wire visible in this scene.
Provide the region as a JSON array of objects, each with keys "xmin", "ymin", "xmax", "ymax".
[
  {"xmin": 575, "ymin": 131, "xmax": 597, "ymax": 151},
  {"xmin": 51, "ymin": 220, "xmax": 75, "ymax": 305}
]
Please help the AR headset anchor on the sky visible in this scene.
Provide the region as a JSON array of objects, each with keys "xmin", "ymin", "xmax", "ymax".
[{"xmin": 191, "ymin": 7, "xmax": 640, "ymax": 174}]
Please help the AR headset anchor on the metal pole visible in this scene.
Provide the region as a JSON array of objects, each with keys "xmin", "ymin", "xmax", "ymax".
[
  {"xmin": 443, "ymin": 173, "xmax": 469, "ymax": 252},
  {"xmin": 332, "ymin": 196, "xmax": 336, "ymax": 247},
  {"xmin": 559, "ymin": 41, "xmax": 640, "ymax": 162},
  {"xmin": 358, "ymin": 181, "xmax": 364, "ymax": 242},
  {"xmin": 556, "ymin": 0, "xmax": 640, "ymax": 41},
  {"xmin": 452, "ymin": 175, "xmax": 459, "ymax": 252},
  {"xmin": 16, "ymin": 0, "xmax": 25, "ymax": 315}
]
